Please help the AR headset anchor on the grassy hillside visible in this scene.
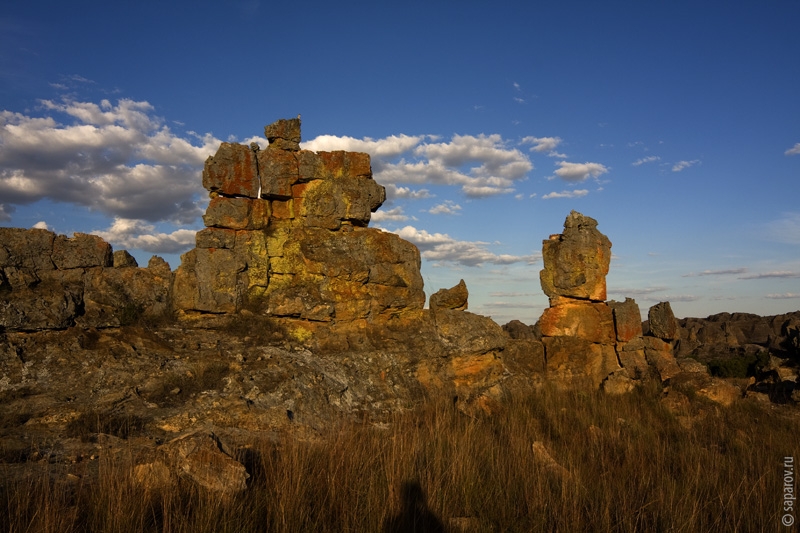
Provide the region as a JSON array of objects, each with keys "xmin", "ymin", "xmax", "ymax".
[{"xmin": 1, "ymin": 381, "xmax": 796, "ymax": 532}]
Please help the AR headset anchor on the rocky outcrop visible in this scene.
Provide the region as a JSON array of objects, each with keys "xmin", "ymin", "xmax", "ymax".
[
  {"xmin": 0, "ymin": 228, "xmax": 171, "ymax": 330},
  {"xmin": 537, "ymin": 212, "xmax": 620, "ymax": 388},
  {"xmin": 540, "ymin": 210, "xmax": 611, "ymax": 303},
  {"xmin": 173, "ymin": 118, "xmax": 423, "ymax": 324}
]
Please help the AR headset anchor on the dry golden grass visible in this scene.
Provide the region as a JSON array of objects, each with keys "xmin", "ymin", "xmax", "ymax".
[{"xmin": 1, "ymin": 381, "xmax": 796, "ymax": 532}]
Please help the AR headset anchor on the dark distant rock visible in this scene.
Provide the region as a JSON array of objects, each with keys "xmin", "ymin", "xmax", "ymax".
[
  {"xmin": 648, "ymin": 301, "xmax": 679, "ymax": 341},
  {"xmin": 502, "ymin": 320, "xmax": 537, "ymax": 340}
]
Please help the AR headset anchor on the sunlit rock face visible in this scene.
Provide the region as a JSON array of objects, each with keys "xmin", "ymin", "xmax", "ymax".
[
  {"xmin": 537, "ymin": 212, "xmax": 621, "ymax": 388},
  {"xmin": 539, "ymin": 210, "xmax": 611, "ymax": 303},
  {"xmin": 173, "ymin": 117, "xmax": 424, "ymax": 322}
]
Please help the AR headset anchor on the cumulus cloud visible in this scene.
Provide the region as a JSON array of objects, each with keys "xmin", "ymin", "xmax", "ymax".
[
  {"xmin": 32, "ymin": 221, "xmax": 49, "ymax": 230},
  {"xmin": 429, "ymin": 200, "xmax": 462, "ymax": 215},
  {"xmin": 0, "ymin": 97, "xmax": 221, "ymax": 223},
  {"xmin": 390, "ymin": 225, "xmax": 540, "ymax": 267},
  {"xmin": 303, "ymin": 132, "xmax": 533, "ymax": 197},
  {"xmin": 553, "ymin": 161, "xmax": 609, "ymax": 182},
  {"xmin": 785, "ymin": 143, "xmax": 800, "ymax": 156},
  {"xmin": 632, "ymin": 156, "xmax": 661, "ymax": 166},
  {"xmin": 383, "ymin": 184, "xmax": 432, "ymax": 201},
  {"xmin": 672, "ymin": 160, "xmax": 700, "ymax": 172},
  {"xmin": 520, "ymin": 136, "xmax": 565, "ymax": 157},
  {"xmin": 541, "ymin": 189, "xmax": 589, "ymax": 200},
  {"xmin": 94, "ymin": 218, "xmax": 196, "ymax": 254},
  {"xmin": 370, "ymin": 206, "xmax": 409, "ymax": 223},
  {"xmin": 301, "ymin": 133, "xmax": 425, "ymax": 159}
]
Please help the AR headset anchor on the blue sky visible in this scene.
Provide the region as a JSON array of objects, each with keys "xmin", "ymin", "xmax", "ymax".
[{"xmin": 1, "ymin": 0, "xmax": 799, "ymax": 323}]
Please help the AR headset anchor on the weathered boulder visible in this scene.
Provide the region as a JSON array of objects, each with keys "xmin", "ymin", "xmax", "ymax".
[
  {"xmin": 264, "ymin": 117, "xmax": 301, "ymax": 151},
  {"xmin": 609, "ymin": 298, "xmax": 643, "ymax": 342},
  {"xmin": 79, "ymin": 266, "xmax": 172, "ymax": 328},
  {"xmin": 203, "ymin": 197, "xmax": 271, "ymax": 230},
  {"xmin": 648, "ymin": 301, "xmax": 679, "ymax": 341},
  {"xmin": 202, "ymin": 142, "xmax": 260, "ymax": 198},
  {"xmin": 263, "ymin": 226, "xmax": 424, "ymax": 321},
  {"xmin": 113, "ymin": 250, "xmax": 138, "ymax": 268},
  {"xmin": 429, "ymin": 279, "xmax": 468, "ymax": 314},
  {"xmin": 540, "ymin": 211, "xmax": 611, "ymax": 302},
  {"xmin": 538, "ymin": 300, "xmax": 615, "ymax": 344},
  {"xmin": 542, "ymin": 336, "xmax": 620, "ymax": 389},
  {"xmin": 432, "ymin": 309, "xmax": 507, "ymax": 356},
  {"xmin": 502, "ymin": 320, "xmax": 538, "ymax": 341},
  {"xmin": 160, "ymin": 433, "xmax": 249, "ymax": 494},
  {"xmin": 643, "ymin": 336, "xmax": 681, "ymax": 381},
  {"xmin": 52, "ymin": 233, "xmax": 112, "ymax": 270}
]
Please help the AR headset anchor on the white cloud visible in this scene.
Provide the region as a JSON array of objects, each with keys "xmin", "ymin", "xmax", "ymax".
[
  {"xmin": 391, "ymin": 225, "xmax": 540, "ymax": 267},
  {"xmin": 94, "ymin": 218, "xmax": 196, "ymax": 254},
  {"xmin": 0, "ymin": 203, "xmax": 14, "ymax": 221},
  {"xmin": 32, "ymin": 221, "xmax": 48, "ymax": 230},
  {"xmin": 672, "ymin": 160, "xmax": 700, "ymax": 172},
  {"xmin": 632, "ymin": 156, "xmax": 661, "ymax": 166},
  {"xmin": 553, "ymin": 161, "xmax": 609, "ymax": 182},
  {"xmin": 785, "ymin": 143, "xmax": 800, "ymax": 156},
  {"xmin": 766, "ymin": 292, "xmax": 800, "ymax": 299},
  {"xmin": 0, "ymin": 98, "xmax": 221, "ymax": 223},
  {"xmin": 429, "ymin": 200, "xmax": 462, "ymax": 215},
  {"xmin": 305, "ymin": 132, "xmax": 533, "ymax": 197},
  {"xmin": 370, "ymin": 206, "xmax": 409, "ymax": 223},
  {"xmin": 383, "ymin": 184, "xmax": 432, "ymax": 201},
  {"xmin": 300, "ymin": 133, "xmax": 425, "ymax": 159},
  {"xmin": 541, "ymin": 189, "xmax": 589, "ymax": 200},
  {"xmin": 521, "ymin": 136, "xmax": 563, "ymax": 155}
]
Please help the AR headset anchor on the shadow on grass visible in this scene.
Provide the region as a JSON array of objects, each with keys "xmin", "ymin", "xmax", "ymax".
[{"xmin": 383, "ymin": 480, "xmax": 448, "ymax": 533}]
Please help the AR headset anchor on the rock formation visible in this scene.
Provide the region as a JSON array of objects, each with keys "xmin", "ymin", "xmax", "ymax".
[
  {"xmin": 173, "ymin": 117, "xmax": 423, "ymax": 326},
  {"xmin": 0, "ymin": 229, "xmax": 171, "ymax": 330},
  {"xmin": 1, "ymin": 119, "xmax": 797, "ymax": 490},
  {"xmin": 537, "ymin": 212, "xmax": 620, "ymax": 388}
]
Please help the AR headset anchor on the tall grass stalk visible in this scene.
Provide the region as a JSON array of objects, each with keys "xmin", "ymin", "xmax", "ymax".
[{"xmin": 1, "ymin": 383, "xmax": 795, "ymax": 532}]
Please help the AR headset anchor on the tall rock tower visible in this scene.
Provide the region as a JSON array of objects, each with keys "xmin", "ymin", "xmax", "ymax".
[{"xmin": 537, "ymin": 211, "xmax": 621, "ymax": 387}]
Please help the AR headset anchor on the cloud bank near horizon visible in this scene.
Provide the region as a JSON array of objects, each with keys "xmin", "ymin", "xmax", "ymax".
[{"xmin": 1, "ymin": 96, "xmax": 606, "ymax": 261}]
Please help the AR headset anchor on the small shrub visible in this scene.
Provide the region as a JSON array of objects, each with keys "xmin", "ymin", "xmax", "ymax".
[{"xmin": 708, "ymin": 350, "xmax": 769, "ymax": 378}]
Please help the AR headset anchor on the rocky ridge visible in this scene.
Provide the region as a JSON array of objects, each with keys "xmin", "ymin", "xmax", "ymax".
[{"xmin": 1, "ymin": 119, "xmax": 798, "ymax": 493}]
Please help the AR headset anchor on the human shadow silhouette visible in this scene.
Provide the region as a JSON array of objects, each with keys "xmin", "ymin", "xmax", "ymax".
[{"xmin": 382, "ymin": 480, "xmax": 448, "ymax": 533}]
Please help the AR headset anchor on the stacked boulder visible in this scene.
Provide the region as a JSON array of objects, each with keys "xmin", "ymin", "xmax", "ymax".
[
  {"xmin": 173, "ymin": 118, "xmax": 425, "ymax": 323},
  {"xmin": 537, "ymin": 211, "xmax": 621, "ymax": 388}
]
